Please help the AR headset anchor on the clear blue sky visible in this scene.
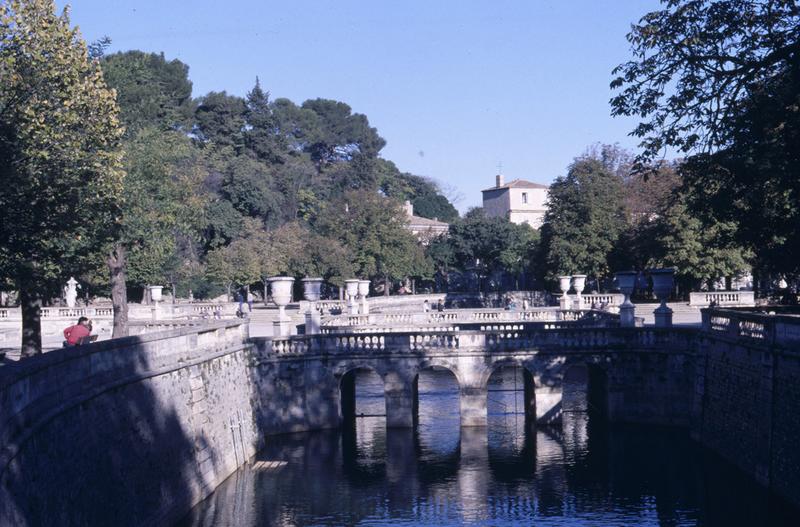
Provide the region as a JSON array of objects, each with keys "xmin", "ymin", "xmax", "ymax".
[{"xmin": 61, "ymin": 0, "xmax": 661, "ymax": 212}]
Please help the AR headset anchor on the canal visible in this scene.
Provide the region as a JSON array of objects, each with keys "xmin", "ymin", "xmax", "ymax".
[{"xmin": 179, "ymin": 369, "xmax": 799, "ymax": 526}]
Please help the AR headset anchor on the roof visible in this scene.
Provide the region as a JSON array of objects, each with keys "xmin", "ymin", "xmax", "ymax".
[
  {"xmin": 407, "ymin": 215, "xmax": 449, "ymax": 228},
  {"xmin": 481, "ymin": 178, "xmax": 549, "ymax": 192}
]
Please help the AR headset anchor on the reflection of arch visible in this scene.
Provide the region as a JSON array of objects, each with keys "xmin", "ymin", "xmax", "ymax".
[
  {"xmin": 562, "ymin": 362, "xmax": 608, "ymax": 420},
  {"xmin": 485, "ymin": 359, "xmax": 536, "ymax": 423}
]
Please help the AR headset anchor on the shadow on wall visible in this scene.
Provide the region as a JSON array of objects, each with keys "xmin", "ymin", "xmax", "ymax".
[{"xmin": 0, "ymin": 328, "xmax": 234, "ymax": 526}]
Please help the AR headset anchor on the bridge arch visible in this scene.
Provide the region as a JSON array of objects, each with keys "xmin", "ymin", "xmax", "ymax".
[
  {"xmin": 338, "ymin": 364, "xmax": 385, "ymax": 426},
  {"xmin": 485, "ymin": 360, "xmax": 537, "ymax": 424}
]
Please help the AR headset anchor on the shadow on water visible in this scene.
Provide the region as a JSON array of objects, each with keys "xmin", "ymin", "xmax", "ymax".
[
  {"xmin": 180, "ymin": 366, "xmax": 800, "ymax": 527},
  {"xmin": 0, "ymin": 333, "xmax": 210, "ymax": 527}
]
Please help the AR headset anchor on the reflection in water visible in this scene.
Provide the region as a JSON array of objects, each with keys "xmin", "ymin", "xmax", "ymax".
[{"xmin": 179, "ymin": 370, "xmax": 800, "ymax": 526}]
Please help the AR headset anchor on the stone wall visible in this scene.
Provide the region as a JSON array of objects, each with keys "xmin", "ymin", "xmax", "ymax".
[
  {"xmin": 692, "ymin": 309, "xmax": 800, "ymax": 508},
  {"xmin": 0, "ymin": 320, "xmax": 259, "ymax": 527}
]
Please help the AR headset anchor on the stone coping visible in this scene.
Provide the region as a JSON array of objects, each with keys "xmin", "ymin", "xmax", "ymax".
[{"xmin": 0, "ymin": 319, "xmax": 246, "ymax": 390}]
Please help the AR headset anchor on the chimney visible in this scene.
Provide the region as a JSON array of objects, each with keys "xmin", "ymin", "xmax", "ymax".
[
  {"xmin": 404, "ymin": 200, "xmax": 414, "ymax": 217},
  {"xmin": 496, "ymin": 174, "xmax": 504, "ymax": 187}
]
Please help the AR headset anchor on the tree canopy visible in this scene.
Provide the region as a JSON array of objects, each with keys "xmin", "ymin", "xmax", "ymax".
[{"xmin": 0, "ymin": 0, "xmax": 125, "ymax": 354}]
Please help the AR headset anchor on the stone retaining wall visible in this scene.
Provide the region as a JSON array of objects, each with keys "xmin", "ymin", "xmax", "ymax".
[{"xmin": 0, "ymin": 320, "xmax": 258, "ymax": 527}]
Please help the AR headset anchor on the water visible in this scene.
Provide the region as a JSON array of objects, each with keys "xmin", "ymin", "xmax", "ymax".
[{"xmin": 179, "ymin": 369, "xmax": 799, "ymax": 526}]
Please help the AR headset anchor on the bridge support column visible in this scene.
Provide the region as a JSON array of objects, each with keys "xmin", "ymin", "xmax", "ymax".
[
  {"xmin": 535, "ymin": 384, "xmax": 563, "ymax": 424},
  {"xmin": 460, "ymin": 386, "xmax": 488, "ymax": 427},
  {"xmin": 385, "ymin": 373, "xmax": 415, "ymax": 428}
]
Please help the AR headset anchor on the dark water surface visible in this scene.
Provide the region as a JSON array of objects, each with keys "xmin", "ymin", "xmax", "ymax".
[{"xmin": 179, "ymin": 369, "xmax": 799, "ymax": 526}]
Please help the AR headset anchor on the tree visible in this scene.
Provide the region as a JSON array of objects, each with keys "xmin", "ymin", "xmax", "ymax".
[
  {"xmin": 539, "ymin": 156, "xmax": 626, "ymax": 284},
  {"xmin": 220, "ymin": 156, "xmax": 282, "ymax": 225},
  {"xmin": 194, "ymin": 91, "xmax": 247, "ymax": 149},
  {"xmin": 314, "ymin": 191, "xmax": 422, "ymax": 292},
  {"xmin": 611, "ymin": 0, "xmax": 800, "ymax": 167},
  {"xmin": 0, "ymin": 0, "xmax": 125, "ymax": 355},
  {"xmin": 301, "ymin": 98, "xmax": 386, "ymax": 164},
  {"xmin": 244, "ymin": 77, "xmax": 283, "ymax": 163},
  {"xmin": 101, "ymin": 50, "xmax": 194, "ymax": 134}
]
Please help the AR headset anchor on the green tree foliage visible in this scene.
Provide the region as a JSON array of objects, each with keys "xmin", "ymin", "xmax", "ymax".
[
  {"xmin": 611, "ymin": 0, "xmax": 800, "ymax": 167},
  {"xmin": 220, "ymin": 156, "xmax": 282, "ymax": 224},
  {"xmin": 539, "ymin": 156, "xmax": 626, "ymax": 282},
  {"xmin": 382, "ymin": 170, "xmax": 460, "ymax": 222},
  {"xmin": 122, "ymin": 128, "xmax": 209, "ymax": 290},
  {"xmin": 429, "ymin": 208, "xmax": 537, "ymax": 275},
  {"xmin": 301, "ymin": 98, "xmax": 386, "ymax": 164},
  {"xmin": 194, "ymin": 91, "xmax": 247, "ymax": 149},
  {"xmin": 101, "ymin": 50, "xmax": 193, "ymax": 134},
  {"xmin": 244, "ymin": 77, "xmax": 283, "ymax": 163},
  {"xmin": 314, "ymin": 191, "xmax": 425, "ymax": 285},
  {"xmin": 0, "ymin": 0, "xmax": 125, "ymax": 355}
]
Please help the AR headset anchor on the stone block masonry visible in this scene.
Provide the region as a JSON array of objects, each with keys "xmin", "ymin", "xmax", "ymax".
[{"xmin": 0, "ymin": 320, "xmax": 259, "ymax": 527}]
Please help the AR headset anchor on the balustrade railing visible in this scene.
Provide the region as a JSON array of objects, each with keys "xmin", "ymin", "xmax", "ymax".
[
  {"xmin": 702, "ymin": 308, "xmax": 800, "ymax": 347},
  {"xmin": 690, "ymin": 291, "xmax": 755, "ymax": 307}
]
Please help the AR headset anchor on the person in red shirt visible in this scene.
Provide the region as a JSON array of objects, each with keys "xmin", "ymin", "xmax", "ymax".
[{"xmin": 63, "ymin": 317, "xmax": 91, "ymax": 346}]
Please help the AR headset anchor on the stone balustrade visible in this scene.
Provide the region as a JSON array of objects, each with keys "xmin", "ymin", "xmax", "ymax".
[
  {"xmin": 0, "ymin": 302, "xmax": 238, "ymax": 322},
  {"xmin": 690, "ymin": 291, "xmax": 755, "ymax": 307},
  {"xmin": 701, "ymin": 307, "xmax": 800, "ymax": 347},
  {"xmin": 567, "ymin": 293, "xmax": 625, "ymax": 307}
]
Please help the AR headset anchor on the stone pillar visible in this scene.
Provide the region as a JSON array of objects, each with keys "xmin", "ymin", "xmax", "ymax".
[
  {"xmin": 148, "ymin": 285, "xmax": 163, "ymax": 321},
  {"xmin": 268, "ymin": 276, "xmax": 295, "ymax": 336},
  {"xmin": 558, "ymin": 276, "xmax": 571, "ymax": 310},
  {"xmin": 358, "ymin": 280, "xmax": 370, "ymax": 315},
  {"xmin": 616, "ymin": 271, "xmax": 637, "ymax": 327},
  {"xmin": 460, "ymin": 385, "xmax": 488, "ymax": 427},
  {"xmin": 302, "ymin": 277, "xmax": 324, "ymax": 335},
  {"xmin": 572, "ymin": 274, "xmax": 587, "ymax": 311},
  {"xmin": 344, "ymin": 279, "xmax": 360, "ymax": 316},
  {"xmin": 651, "ymin": 269, "xmax": 674, "ymax": 328},
  {"xmin": 385, "ymin": 372, "xmax": 415, "ymax": 428},
  {"xmin": 523, "ymin": 371, "xmax": 537, "ymax": 423}
]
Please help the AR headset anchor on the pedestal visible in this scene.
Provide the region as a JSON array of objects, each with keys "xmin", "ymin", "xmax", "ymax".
[
  {"xmin": 654, "ymin": 303, "xmax": 673, "ymax": 327},
  {"xmin": 619, "ymin": 302, "xmax": 635, "ymax": 327},
  {"xmin": 305, "ymin": 309, "xmax": 321, "ymax": 335},
  {"xmin": 559, "ymin": 295, "xmax": 570, "ymax": 310},
  {"xmin": 273, "ymin": 306, "xmax": 291, "ymax": 336},
  {"xmin": 360, "ymin": 297, "xmax": 369, "ymax": 315}
]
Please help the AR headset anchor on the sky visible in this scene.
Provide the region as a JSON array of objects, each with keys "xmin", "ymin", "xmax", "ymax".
[{"xmin": 60, "ymin": 0, "xmax": 662, "ymax": 212}]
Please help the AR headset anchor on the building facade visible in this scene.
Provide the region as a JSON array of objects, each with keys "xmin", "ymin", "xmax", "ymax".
[
  {"xmin": 481, "ymin": 174, "xmax": 548, "ymax": 228},
  {"xmin": 404, "ymin": 200, "xmax": 449, "ymax": 243}
]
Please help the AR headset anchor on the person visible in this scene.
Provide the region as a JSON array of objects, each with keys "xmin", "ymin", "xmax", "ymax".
[
  {"xmin": 247, "ymin": 290, "xmax": 254, "ymax": 312},
  {"xmin": 437, "ymin": 299, "xmax": 444, "ymax": 312},
  {"xmin": 235, "ymin": 290, "xmax": 244, "ymax": 316},
  {"xmin": 522, "ymin": 298, "xmax": 529, "ymax": 311},
  {"xmin": 423, "ymin": 299, "xmax": 430, "ymax": 313},
  {"xmin": 63, "ymin": 316, "xmax": 91, "ymax": 346}
]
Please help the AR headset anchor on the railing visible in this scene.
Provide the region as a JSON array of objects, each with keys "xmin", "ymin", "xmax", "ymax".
[
  {"xmin": 261, "ymin": 324, "xmax": 692, "ymax": 358},
  {"xmin": 0, "ymin": 302, "xmax": 238, "ymax": 321},
  {"xmin": 702, "ymin": 308, "xmax": 800, "ymax": 347},
  {"xmin": 690, "ymin": 291, "xmax": 755, "ymax": 307},
  {"xmin": 319, "ymin": 308, "xmax": 613, "ymax": 333},
  {"xmin": 566, "ymin": 293, "xmax": 625, "ymax": 307}
]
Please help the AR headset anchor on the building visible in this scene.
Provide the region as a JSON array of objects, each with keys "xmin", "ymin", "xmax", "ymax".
[
  {"xmin": 403, "ymin": 201, "xmax": 449, "ymax": 243},
  {"xmin": 481, "ymin": 174, "xmax": 548, "ymax": 228}
]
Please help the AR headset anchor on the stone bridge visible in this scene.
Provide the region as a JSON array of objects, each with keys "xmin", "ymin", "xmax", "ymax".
[{"xmin": 251, "ymin": 325, "xmax": 696, "ymax": 430}]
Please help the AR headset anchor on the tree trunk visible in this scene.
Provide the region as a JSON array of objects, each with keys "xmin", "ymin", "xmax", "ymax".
[
  {"xmin": 108, "ymin": 244, "xmax": 129, "ymax": 338},
  {"xmin": 263, "ymin": 280, "xmax": 268, "ymax": 305},
  {"xmin": 19, "ymin": 288, "xmax": 42, "ymax": 357},
  {"xmin": 171, "ymin": 282, "xmax": 177, "ymax": 303},
  {"xmin": 384, "ymin": 277, "xmax": 390, "ymax": 296}
]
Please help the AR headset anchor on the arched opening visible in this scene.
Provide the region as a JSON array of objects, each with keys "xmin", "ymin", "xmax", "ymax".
[
  {"xmin": 486, "ymin": 363, "xmax": 536, "ymax": 453},
  {"xmin": 340, "ymin": 367, "xmax": 385, "ymax": 424},
  {"xmin": 413, "ymin": 366, "xmax": 460, "ymax": 463},
  {"xmin": 340, "ymin": 367, "xmax": 386, "ymax": 477},
  {"xmin": 561, "ymin": 363, "xmax": 609, "ymax": 458}
]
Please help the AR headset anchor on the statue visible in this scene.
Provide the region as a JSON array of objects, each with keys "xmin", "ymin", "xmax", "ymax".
[{"xmin": 64, "ymin": 277, "xmax": 79, "ymax": 308}]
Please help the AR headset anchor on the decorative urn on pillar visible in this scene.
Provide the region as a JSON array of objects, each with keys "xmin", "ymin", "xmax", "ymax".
[
  {"xmin": 358, "ymin": 280, "xmax": 371, "ymax": 315},
  {"xmin": 615, "ymin": 271, "xmax": 638, "ymax": 327},
  {"xmin": 302, "ymin": 278, "xmax": 324, "ymax": 334},
  {"xmin": 268, "ymin": 276, "xmax": 295, "ymax": 336},
  {"xmin": 344, "ymin": 279, "xmax": 360, "ymax": 316},
  {"xmin": 650, "ymin": 268, "xmax": 674, "ymax": 327},
  {"xmin": 572, "ymin": 274, "xmax": 587, "ymax": 310},
  {"xmin": 147, "ymin": 285, "xmax": 163, "ymax": 320},
  {"xmin": 558, "ymin": 276, "xmax": 571, "ymax": 310}
]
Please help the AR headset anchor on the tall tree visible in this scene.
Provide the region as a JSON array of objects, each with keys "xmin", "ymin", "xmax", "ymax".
[
  {"xmin": 244, "ymin": 77, "xmax": 283, "ymax": 163},
  {"xmin": 611, "ymin": 0, "xmax": 800, "ymax": 168},
  {"xmin": 194, "ymin": 91, "xmax": 247, "ymax": 149},
  {"xmin": 0, "ymin": 0, "xmax": 125, "ymax": 355},
  {"xmin": 101, "ymin": 50, "xmax": 194, "ymax": 134},
  {"xmin": 539, "ymin": 156, "xmax": 626, "ymax": 284}
]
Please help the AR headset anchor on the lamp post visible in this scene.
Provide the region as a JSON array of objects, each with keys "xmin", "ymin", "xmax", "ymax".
[
  {"xmin": 650, "ymin": 269, "xmax": 675, "ymax": 327},
  {"xmin": 268, "ymin": 276, "xmax": 295, "ymax": 336},
  {"xmin": 572, "ymin": 275, "xmax": 587, "ymax": 310},
  {"xmin": 302, "ymin": 277, "xmax": 324, "ymax": 334},
  {"xmin": 558, "ymin": 276, "xmax": 571, "ymax": 310},
  {"xmin": 615, "ymin": 271, "xmax": 637, "ymax": 327}
]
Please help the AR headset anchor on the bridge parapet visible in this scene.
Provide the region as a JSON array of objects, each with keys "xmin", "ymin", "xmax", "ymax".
[{"xmin": 702, "ymin": 307, "xmax": 800, "ymax": 348}]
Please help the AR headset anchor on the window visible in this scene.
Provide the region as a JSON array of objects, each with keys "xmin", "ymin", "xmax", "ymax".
[{"xmin": 522, "ymin": 192, "xmax": 528, "ymax": 204}]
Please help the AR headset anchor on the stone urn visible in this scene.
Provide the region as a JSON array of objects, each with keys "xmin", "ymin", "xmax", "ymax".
[
  {"xmin": 615, "ymin": 271, "xmax": 638, "ymax": 327},
  {"xmin": 148, "ymin": 285, "xmax": 163, "ymax": 302},
  {"xmin": 572, "ymin": 274, "xmax": 587, "ymax": 310},
  {"xmin": 558, "ymin": 276, "xmax": 571, "ymax": 310},
  {"xmin": 268, "ymin": 276, "xmax": 295, "ymax": 336},
  {"xmin": 302, "ymin": 277, "xmax": 324, "ymax": 335},
  {"xmin": 358, "ymin": 279, "xmax": 371, "ymax": 315},
  {"xmin": 344, "ymin": 279, "xmax": 360, "ymax": 315},
  {"xmin": 302, "ymin": 277, "xmax": 324, "ymax": 302},
  {"xmin": 650, "ymin": 268, "xmax": 674, "ymax": 327}
]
